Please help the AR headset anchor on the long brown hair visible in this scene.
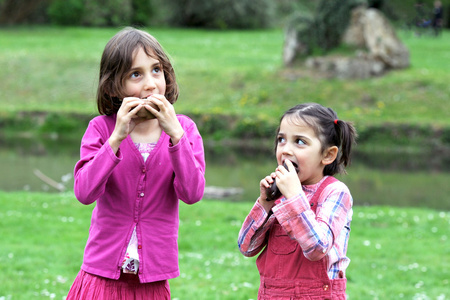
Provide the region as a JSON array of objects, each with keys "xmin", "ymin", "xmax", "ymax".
[{"xmin": 97, "ymin": 27, "xmax": 179, "ymax": 115}]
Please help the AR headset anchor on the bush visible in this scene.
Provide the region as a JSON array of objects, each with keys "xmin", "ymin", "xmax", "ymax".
[
  {"xmin": 47, "ymin": 0, "xmax": 84, "ymax": 26},
  {"xmin": 130, "ymin": 0, "xmax": 155, "ymax": 26},
  {"xmin": 47, "ymin": 0, "xmax": 155, "ymax": 27},
  {"xmin": 284, "ymin": 0, "xmax": 365, "ymax": 58},
  {"xmin": 81, "ymin": 0, "xmax": 132, "ymax": 27},
  {"xmin": 164, "ymin": 0, "xmax": 275, "ymax": 29}
]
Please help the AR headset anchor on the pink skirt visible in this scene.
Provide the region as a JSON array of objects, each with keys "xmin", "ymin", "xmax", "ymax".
[{"xmin": 66, "ymin": 270, "xmax": 170, "ymax": 300}]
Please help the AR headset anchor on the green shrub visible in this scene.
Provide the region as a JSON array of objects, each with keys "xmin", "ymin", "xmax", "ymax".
[
  {"xmin": 232, "ymin": 116, "xmax": 276, "ymax": 139},
  {"xmin": 47, "ymin": 0, "xmax": 84, "ymax": 25},
  {"xmin": 80, "ymin": 0, "xmax": 132, "ymax": 27},
  {"xmin": 165, "ymin": 0, "xmax": 275, "ymax": 29},
  {"xmin": 284, "ymin": 0, "xmax": 366, "ymax": 58},
  {"xmin": 130, "ymin": 0, "xmax": 155, "ymax": 26},
  {"xmin": 47, "ymin": 0, "xmax": 157, "ymax": 27},
  {"xmin": 38, "ymin": 113, "xmax": 88, "ymax": 139}
]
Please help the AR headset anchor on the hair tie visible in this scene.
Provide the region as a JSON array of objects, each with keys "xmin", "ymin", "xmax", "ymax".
[{"xmin": 334, "ymin": 119, "xmax": 338, "ymax": 125}]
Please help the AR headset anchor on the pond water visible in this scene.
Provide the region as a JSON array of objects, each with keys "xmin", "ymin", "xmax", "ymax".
[{"xmin": 1, "ymin": 138, "xmax": 449, "ymax": 211}]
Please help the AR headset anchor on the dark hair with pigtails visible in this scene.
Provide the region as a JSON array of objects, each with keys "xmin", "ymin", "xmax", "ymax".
[{"xmin": 275, "ymin": 103, "xmax": 357, "ymax": 176}]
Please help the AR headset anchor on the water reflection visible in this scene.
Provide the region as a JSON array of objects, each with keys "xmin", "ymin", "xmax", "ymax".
[{"xmin": 1, "ymin": 138, "xmax": 449, "ymax": 210}]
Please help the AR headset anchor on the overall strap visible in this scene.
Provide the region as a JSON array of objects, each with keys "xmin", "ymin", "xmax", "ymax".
[{"xmin": 310, "ymin": 176, "xmax": 338, "ymax": 213}]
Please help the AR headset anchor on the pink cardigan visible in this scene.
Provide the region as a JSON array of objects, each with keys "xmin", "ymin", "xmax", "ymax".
[{"xmin": 73, "ymin": 114, "xmax": 205, "ymax": 283}]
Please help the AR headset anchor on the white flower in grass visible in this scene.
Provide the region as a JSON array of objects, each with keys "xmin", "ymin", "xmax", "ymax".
[
  {"xmin": 56, "ymin": 275, "xmax": 67, "ymax": 284},
  {"xmin": 412, "ymin": 292, "xmax": 430, "ymax": 300},
  {"xmin": 230, "ymin": 283, "xmax": 238, "ymax": 291}
]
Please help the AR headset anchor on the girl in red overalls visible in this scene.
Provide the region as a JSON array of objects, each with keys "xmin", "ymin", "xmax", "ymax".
[{"xmin": 238, "ymin": 103, "xmax": 357, "ymax": 299}]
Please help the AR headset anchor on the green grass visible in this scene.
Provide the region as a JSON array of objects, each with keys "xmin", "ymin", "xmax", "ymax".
[
  {"xmin": 0, "ymin": 191, "xmax": 448, "ymax": 299},
  {"xmin": 0, "ymin": 27, "xmax": 449, "ymax": 128}
]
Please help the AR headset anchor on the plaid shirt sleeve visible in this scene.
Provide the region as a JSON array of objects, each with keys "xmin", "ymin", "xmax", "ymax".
[
  {"xmin": 272, "ymin": 181, "xmax": 353, "ymax": 262},
  {"xmin": 238, "ymin": 199, "xmax": 276, "ymax": 257}
]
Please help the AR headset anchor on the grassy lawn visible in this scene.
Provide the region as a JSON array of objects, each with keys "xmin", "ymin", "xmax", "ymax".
[
  {"xmin": 0, "ymin": 191, "xmax": 448, "ymax": 299},
  {"xmin": 0, "ymin": 27, "xmax": 449, "ymax": 129}
]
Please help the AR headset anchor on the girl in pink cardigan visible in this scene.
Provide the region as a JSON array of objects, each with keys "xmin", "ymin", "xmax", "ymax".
[{"xmin": 67, "ymin": 27, "xmax": 205, "ymax": 300}]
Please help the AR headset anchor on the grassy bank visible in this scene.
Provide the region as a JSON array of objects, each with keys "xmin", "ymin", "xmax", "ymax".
[
  {"xmin": 0, "ymin": 27, "xmax": 449, "ymax": 152},
  {"xmin": 0, "ymin": 191, "xmax": 448, "ymax": 299}
]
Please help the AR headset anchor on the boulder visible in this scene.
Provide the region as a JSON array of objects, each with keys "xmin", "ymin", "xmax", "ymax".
[
  {"xmin": 343, "ymin": 7, "xmax": 410, "ymax": 69},
  {"xmin": 305, "ymin": 53, "xmax": 385, "ymax": 79},
  {"xmin": 296, "ymin": 6, "xmax": 410, "ymax": 79}
]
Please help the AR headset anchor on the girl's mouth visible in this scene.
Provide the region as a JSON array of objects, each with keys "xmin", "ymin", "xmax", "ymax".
[{"xmin": 283, "ymin": 160, "xmax": 299, "ymax": 173}]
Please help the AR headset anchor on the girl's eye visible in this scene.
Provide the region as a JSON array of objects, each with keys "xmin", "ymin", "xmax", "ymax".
[
  {"xmin": 296, "ymin": 138, "xmax": 306, "ymax": 145},
  {"xmin": 277, "ymin": 136, "xmax": 286, "ymax": 144},
  {"xmin": 153, "ymin": 66, "xmax": 162, "ymax": 74},
  {"xmin": 130, "ymin": 71, "xmax": 140, "ymax": 78}
]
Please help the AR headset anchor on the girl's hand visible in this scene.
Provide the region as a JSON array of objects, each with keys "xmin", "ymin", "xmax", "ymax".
[
  {"xmin": 145, "ymin": 95, "xmax": 184, "ymax": 145},
  {"xmin": 109, "ymin": 97, "xmax": 146, "ymax": 152},
  {"xmin": 274, "ymin": 160, "xmax": 302, "ymax": 200},
  {"xmin": 258, "ymin": 173, "xmax": 277, "ymax": 213}
]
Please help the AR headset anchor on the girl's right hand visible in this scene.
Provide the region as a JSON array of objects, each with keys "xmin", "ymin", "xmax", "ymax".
[
  {"xmin": 258, "ymin": 173, "xmax": 277, "ymax": 213},
  {"xmin": 109, "ymin": 97, "xmax": 146, "ymax": 153}
]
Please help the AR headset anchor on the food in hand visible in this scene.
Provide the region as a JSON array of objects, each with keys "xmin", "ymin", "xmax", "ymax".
[
  {"xmin": 136, "ymin": 98, "xmax": 159, "ymax": 119},
  {"xmin": 265, "ymin": 161, "xmax": 299, "ymax": 201}
]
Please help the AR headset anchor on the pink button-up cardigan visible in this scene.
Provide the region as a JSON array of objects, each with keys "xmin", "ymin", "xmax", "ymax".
[{"xmin": 73, "ymin": 114, "xmax": 205, "ymax": 283}]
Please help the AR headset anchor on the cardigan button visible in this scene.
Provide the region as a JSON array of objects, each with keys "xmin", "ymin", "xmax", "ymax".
[
  {"xmin": 323, "ymin": 284, "xmax": 329, "ymax": 291},
  {"xmin": 138, "ymin": 245, "xmax": 142, "ymax": 249},
  {"xmin": 140, "ymin": 193, "xmax": 144, "ymax": 197}
]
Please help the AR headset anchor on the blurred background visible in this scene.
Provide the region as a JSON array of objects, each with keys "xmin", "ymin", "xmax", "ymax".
[
  {"xmin": 1, "ymin": 0, "xmax": 449, "ymax": 208},
  {"xmin": 0, "ymin": 0, "xmax": 449, "ymax": 299}
]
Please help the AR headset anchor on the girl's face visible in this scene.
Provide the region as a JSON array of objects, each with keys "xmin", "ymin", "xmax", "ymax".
[
  {"xmin": 123, "ymin": 47, "xmax": 166, "ymax": 99},
  {"xmin": 276, "ymin": 116, "xmax": 328, "ymax": 185}
]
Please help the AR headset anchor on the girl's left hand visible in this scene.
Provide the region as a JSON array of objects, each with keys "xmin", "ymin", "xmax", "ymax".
[
  {"xmin": 275, "ymin": 160, "xmax": 302, "ymax": 200},
  {"xmin": 144, "ymin": 95, "xmax": 184, "ymax": 144}
]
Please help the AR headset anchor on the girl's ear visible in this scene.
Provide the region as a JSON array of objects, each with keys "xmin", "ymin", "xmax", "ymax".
[{"xmin": 322, "ymin": 146, "xmax": 338, "ymax": 166}]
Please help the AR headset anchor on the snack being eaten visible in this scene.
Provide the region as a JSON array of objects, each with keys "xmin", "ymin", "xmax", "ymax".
[
  {"xmin": 265, "ymin": 161, "xmax": 299, "ymax": 201},
  {"xmin": 136, "ymin": 98, "xmax": 159, "ymax": 119}
]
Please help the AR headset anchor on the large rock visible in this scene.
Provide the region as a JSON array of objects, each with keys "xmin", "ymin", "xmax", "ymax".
[
  {"xmin": 305, "ymin": 53, "xmax": 385, "ymax": 79},
  {"xmin": 343, "ymin": 7, "xmax": 410, "ymax": 69},
  {"xmin": 295, "ymin": 6, "xmax": 410, "ymax": 79},
  {"xmin": 283, "ymin": 6, "xmax": 410, "ymax": 78}
]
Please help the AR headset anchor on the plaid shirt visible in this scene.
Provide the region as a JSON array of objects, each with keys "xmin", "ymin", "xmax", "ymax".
[{"xmin": 238, "ymin": 176, "xmax": 353, "ymax": 279}]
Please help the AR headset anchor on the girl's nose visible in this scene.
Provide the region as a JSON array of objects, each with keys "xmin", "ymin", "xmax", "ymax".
[
  {"xmin": 143, "ymin": 74, "xmax": 157, "ymax": 90},
  {"xmin": 281, "ymin": 143, "xmax": 294, "ymax": 156}
]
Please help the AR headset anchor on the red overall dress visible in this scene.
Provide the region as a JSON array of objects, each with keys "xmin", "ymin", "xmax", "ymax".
[{"xmin": 256, "ymin": 176, "xmax": 347, "ymax": 300}]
